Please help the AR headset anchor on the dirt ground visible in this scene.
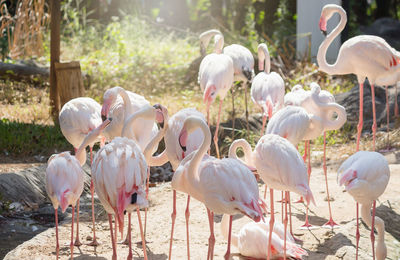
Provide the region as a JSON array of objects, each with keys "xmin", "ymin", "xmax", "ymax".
[{"xmin": 3, "ymin": 152, "xmax": 400, "ymax": 260}]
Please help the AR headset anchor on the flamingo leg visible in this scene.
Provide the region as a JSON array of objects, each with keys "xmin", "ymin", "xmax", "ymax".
[
  {"xmin": 296, "ymin": 141, "xmax": 308, "ymax": 204},
  {"xmin": 207, "ymin": 208, "xmax": 216, "ymax": 260},
  {"xmin": 283, "ymin": 191, "xmax": 288, "ymax": 260},
  {"xmin": 213, "ymin": 99, "xmax": 223, "ymax": 159},
  {"xmin": 385, "ymin": 86, "xmax": 390, "ymax": 147},
  {"xmin": 281, "ymin": 191, "xmax": 284, "ymax": 223},
  {"xmin": 301, "ymin": 141, "xmax": 314, "ymax": 229},
  {"xmin": 168, "ymin": 190, "xmax": 177, "ymax": 260},
  {"xmin": 88, "ymin": 147, "xmax": 99, "ymax": 246},
  {"xmin": 185, "ymin": 195, "xmax": 191, "ymax": 260},
  {"xmin": 114, "ymin": 214, "xmax": 118, "ymax": 242},
  {"xmin": 231, "ymin": 87, "xmax": 236, "ymax": 140},
  {"xmin": 127, "ymin": 213, "xmax": 132, "ymax": 260},
  {"xmin": 224, "ymin": 215, "xmax": 233, "ymax": 260},
  {"xmin": 244, "ymin": 82, "xmax": 250, "ymax": 137},
  {"xmin": 322, "ymin": 132, "xmax": 338, "ymax": 228},
  {"xmin": 137, "ymin": 208, "xmax": 148, "ymax": 260},
  {"xmin": 395, "ymin": 82, "xmax": 399, "ymax": 118},
  {"xmin": 267, "ymin": 189, "xmax": 274, "ymax": 260},
  {"xmin": 108, "ymin": 214, "xmax": 117, "ymax": 260},
  {"xmin": 371, "ymin": 84, "xmax": 377, "ymax": 151},
  {"xmin": 356, "ymin": 203, "xmax": 360, "ymax": 260},
  {"xmin": 55, "ymin": 208, "xmax": 59, "ymax": 259},
  {"xmin": 261, "ymin": 114, "xmax": 267, "ymax": 136},
  {"xmin": 357, "ymin": 83, "xmax": 364, "ymax": 151},
  {"xmin": 263, "ymin": 184, "xmax": 268, "ymax": 200},
  {"xmin": 74, "ymin": 200, "xmax": 82, "ymax": 246},
  {"xmin": 207, "ymin": 104, "xmax": 211, "ymax": 155},
  {"xmin": 371, "ymin": 201, "xmax": 376, "ymax": 260},
  {"xmin": 144, "ymin": 167, "xmax": 150, "ymax": 236},
  {"xmin": 70, "ymin": 206, "xmax": 75, "ymax": 259},
  {"xmin": 288, "ymin": 192, "xmax": 293, "ymax": 238}
]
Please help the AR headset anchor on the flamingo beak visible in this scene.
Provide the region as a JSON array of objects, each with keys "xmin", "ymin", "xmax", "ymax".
[
  {"xmin": 319, "ymin": 16, "xmax": 327, "ymax": 36},
  {"xmin": 338, "ymin": 169, "xmax": 357, "ymax": 187},
  {"xmin": 101, "ymin": 99, "xmax": 112, "ymax": 122}
]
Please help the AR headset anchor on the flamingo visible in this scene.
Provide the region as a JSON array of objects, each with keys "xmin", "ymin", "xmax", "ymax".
[
  {"xmin": 251, "ymin": 43, "xmax": 285, "ymax": 135},
  {"xmin": 198, "ymin": 35, "xmax": 234, "ymax": 158},
  {"xmin": 338, "ymin": 151, "xmax": 390, "ymax": 260},
  {"xmin": 173, "ymin": 116, "xmax": 265, "ymax": 260},
  {"xmin": 200, "ymin": 29, "xmax": 254, "ymax": 138},
  {"xmin": 220, "ymin": 214, "xmax": 308, "ymax": 259},
  {"xmin": 229, "ymin": 134, "xmax": 315, "ymax": 260},
  {"xmin": 317, "ymin": 4, "xmax": 400, "ymax": 151},
  {"xmin": 46, "ymin": 119, "xmax": 111, "ymax": 259},
  {"xmin": 59, "ymin": 97, "xmax": 107, "ymax": 246},
  {"xmin": 283, "ymin": 83, "xmax": 347, "ymax": 228},
  {"xmin": 142, "ymin": 108, "xmax": 206, "ymax": 260}
]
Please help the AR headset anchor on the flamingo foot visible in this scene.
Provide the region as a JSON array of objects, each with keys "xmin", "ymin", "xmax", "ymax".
[
  {"xmin": 88, "ymin": 239, "xmax": 100, "ymax": 247},
  {"xmin": 295, "ymin": 197, "xmax": 304, "ymax": 204},
  {"xmin": 322, "ymin": 218, "xmax": 340, "ymax": 229},
  {"xmin": 74, "ymin": 239, "xmax": 82, "ymax": 247}
]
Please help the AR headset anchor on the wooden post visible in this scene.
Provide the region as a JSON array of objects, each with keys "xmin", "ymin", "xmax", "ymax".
[{"xmin": 50, "ymin": 0, "xmax": 61, "ymax": 123}]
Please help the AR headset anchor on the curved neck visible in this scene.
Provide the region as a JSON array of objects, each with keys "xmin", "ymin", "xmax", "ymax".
[
  {"xmin": 228, "ymin": 139, "xmax": 253, "ymax": 165},
  {"xmin": 188, "ymin": 120, "xmax": 212, "ymax": 177},
  {"xmin": 214, "ymin": 34, "xmax": 224, "ymax": 54},
  {"xmin": 258, "ymin": 44, "xmax": 270, "ymax": 73},
  {"xmin": 143, "ymin": 126, "xmax": 167, "ymax": 166},
  {"xmin": 221, "ymin": 214, "xmax": 238, "ymax": 248},
  {"xmin": 121, "ymin": 105, "xmax": 155, "ymax": 140},
  {"xmin": 317, "ymin": 7, "xmax": 347, "ymax": 74},
  {"xmin": 311, "ymin": 93, "xmax": 347, "ymax": 131},
  {"xmin": 117, "ymin": 87, "xmax": 133, "ymax": 116},
  {"xmin": 361, "ymin": 203, "xmax": 386, "ymax": 251}
]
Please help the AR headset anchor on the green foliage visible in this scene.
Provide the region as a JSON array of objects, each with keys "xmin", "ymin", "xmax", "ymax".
[{"xmin": 0, "ymin": 118, "xmax": 71, "ymax": 157}]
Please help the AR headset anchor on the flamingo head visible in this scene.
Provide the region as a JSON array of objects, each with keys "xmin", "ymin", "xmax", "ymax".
[
  {"xmin": 338, "ymin": 169, "xmax": 358, "ymax": 190},
  {"xmin": 153, "ymin": 104, "xmax": 168, "ymax": 129},
  {"xmin": 203, "ymin": 85, "xmax": 217, "ymax": 106},
  {"xmin": 102, "ymin": 87, "xmax": 121, "ymax": 121},
  {"xmin": 320, "ymin": 4, "xmax": 341, "ymax": 36}
]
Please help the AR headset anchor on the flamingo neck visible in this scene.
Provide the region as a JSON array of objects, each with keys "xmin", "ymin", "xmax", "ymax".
[
  {"xmin": 258, "ymin": 46, "xmax": 270, "ymax": 73},
  {"xmin": 360, "ymin": 203, "xmax": 387, "ymax": 257},
  {"xmin": 121, "ymin": 105, "xmax": 155, "ymax": 142},
  {"xmin": 221, "ymin": 214, "xmax": 238, "ymax": 248},
  {"xmin": 311, "ymin": 92, "xmax": 347, "ymax": 131},
  {"xmin": 117, "ymin": 87, "xmax": 133, "ymax": 117},
  {"xmin": 317, "ymin": 7, "xmax": 347, "ymax": 75},
  {"xmin": 143, "ymin": 124, "xmax": 167, "ymax": 166},
  {"xmin": 228, "ymin": 139, "xmax": 253, "ymax": 165}
]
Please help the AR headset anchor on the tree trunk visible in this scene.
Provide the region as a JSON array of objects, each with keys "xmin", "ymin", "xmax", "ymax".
[
  {"xmin": 263, "ymin": 0, "xmax": 279, "ymax": 36},
  {"xmin": 0, "ymin": 62, "xmax": 49, "ymax": 82},
  {"xmin": 234, "ymin": 0, "xmax": 251, "ymax": 32}
]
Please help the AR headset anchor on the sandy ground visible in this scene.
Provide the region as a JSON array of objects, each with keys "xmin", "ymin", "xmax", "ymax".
[{"xmin": 4, "ymin": 154, "xmax": 400, "ymax": 260}]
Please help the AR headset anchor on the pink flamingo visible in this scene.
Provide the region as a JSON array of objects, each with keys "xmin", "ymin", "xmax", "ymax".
[
  {"xmin": 229, "ymin": 134, "xmax": 314, "ymax": 260},
  {"xmin": 199, "ymin": 34, "xmax": 234, "ymax": 158},
  {"xmin": 317, "ymin": 4, "xmax": 400, "ymax": 151},
  {"xmin": 338, "ymin": 151, "xmax": 390, "ymax": 260},
  {"xmin": 173, "ymin": 116, "xmax": 265, "ymax": 260},
  {"xmin": 46, "ymin": 119, "xmax": 111, "ymax": 259},
  {"xmin": 220, "ymin": 214, "xmax": 308, "ymax": 259},
  {"xmin": 59, "ymin": 97, "xmax": 104, "ymax": 246},
  {"xmin": 143, "ymin": 108, "xmax": 206, "ymax": 260},
  {"xmin": 251, "ymin": 43, "xmax": 285, "ymax": 135}
]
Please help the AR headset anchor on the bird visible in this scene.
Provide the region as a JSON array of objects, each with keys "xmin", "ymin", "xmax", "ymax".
[
  {"xmin": 251, "ymin": 43, "xmax": 285, "ymax": 135},
  {"xmin": 144, "ymin": 107, "xmax": 206, "ymax": 260},
  {"xmin": 59, "ymin": 97, "xmax": 104, "ymax": 245},
  {"xmin": 282, "ymin": 83, "xmax": 347, "ymax": 228},
  {"xmin": 46, "ymin": 119, "xmax": 111, "ymax": 259},
  {"xmin": 173, "ymin": 116, "xmax": 265, "ymax": 260},
  {"xmin": 198, "ymin": 33, "xmax": 234, "ymax": 158},
  {"xmin": 101, "ymin": 86, "xmax": 159, "ymax": 153},
  {"xmin": 220, "ymin": 214, "xmax": 308, "ymax": 259},
  {"xmin": 229, "ymin": 134, "xmax": 314, "ymax": 260},
  {"xmin": 200, "ymin": 29, "xmax": 254, "ymax": 140},
  {"xmin": 338, "ymin": 151, "xmax": 390, "ymax": 260},
  {"xmin": 317, "ymin": 4, "xmax": 400, "ymax": 151}
]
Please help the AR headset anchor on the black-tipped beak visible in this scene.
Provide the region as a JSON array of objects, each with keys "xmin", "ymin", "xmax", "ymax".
[
  {"xmin": 131, "ymin": 193, "xmax": 137, "ymax": 204},
  {"xmin": 242, "ymin": 67, "xmax": 253, "ymax": 81},
  {"xmin": 179, "ymin": 134, "xmax": 186, "ymax": 152},
  {"xmin": 153, "ymin": 104, "xmax": 161, "ymax": 110},
  {"xmin": 101, "ymin": 114, "xmax": 107, "ymax": 122},
  {"xmin": 159, "ymin": 121, "xmax": 164, "ymax": 129},
  {"xmin": 321, "ymin": 30, "xmax": 327, "ymax": 37}
]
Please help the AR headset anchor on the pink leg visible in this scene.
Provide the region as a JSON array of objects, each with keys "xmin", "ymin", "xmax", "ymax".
[
  {"xmin": 224, "ymin": 215, "xmax": 233, "ymax": 260},
  {"xmin": 213, "ymin": 100, "xmax": 223, "ymax": 159},
  {"xmin": 55, "ymin": 208, "xmax": 59, "ymax": 259},
  {"xmin": 114, "ymin": 214, "xmax": 118, "ymax": 242},
  {"xmin": 357, "ymin": 83, "xmax": 364, "ymax": 151},
  {"xmin": 385, "ymin": 86, "xmax": 390, "ymax": 147},
  {"xmin": 144, "ymin": 167, "xmax": 150, "ymax": 236},
  {"xmin": 207, "ymin": 106, "xmax": 211, "ymax": 155},
  {"xmin": 371, "ymin": 84, "xmax": 377, "ymax": 151},
  {"xmin": 356, "ymin": 203, "xmax": 360, "ymax": 260},
  {"xmin": 371, "ymin": 201, "xmax": 376, "ymax": 260},
  {"xmin": 137, "ymin": 208, "xmax": 148, "ymax": 260},
  {"xmin": 288, "ymin": 192, "xmax": 293, "ymax": 238},
  {"xmin": 127, "ymin": 213, "xmax": 133, "ymax": 260},
  {"xmin": 244, "ymin": 82, "xmax": 250, "ymax": 135},
  {"xmin": 283, "ymin": 191, "xmax": 288, "ymax": 260},
  {"xmin": 267, "ymin": 189, "xmax": 274, "ymax": 260},
  {"xmin": 70, "ymin": 206, "xmax": 75, "ymax": 259},
  {"xmin": 322, "ymin": 132, "xmax": 338, "ymax": 228},
  {"xmin": 281, "ymin": 191, "xmax": 284, "ymax": 223},
  {"xmin": 261, "ymin": 114, "xmax": 267, "ymax": 136},
  {"xmin": 168, "ymin": 190, "xmax": 177, "ymax": 260},
  {"xmin": 395, "ymin": 83, "xmax": 399, "ymax": 118},
  {"xmin": 301, "ymin": 141, "xmax": 314, "ymax": 229},
  {"xmin": 263, "ymin": 184, "xmax": 267, "ymax": 200},
  {"xmin": 74, "ymin": 200, "xmax": 82, "ymax": 246},
  {"xmin": 231, "ymin": 88, "xmax": 236, "ymax": 140},
  {"xmin": 296, "ymin": 141, "xmax": 308, "ymax": 204},
  {"xmin": 207, "ymin": 208, "xmax": 216, "ymax": 260},
  {"xmin": 89, "ymin": 175, "xmax": 99, "ymax": 246},
  {"xmin": 185, "ymin": 196, "xmax": 191, "ymax": 260},
  {"xmin": 108, "ymin": 214, "xmax": 117, "ymax": 260}
]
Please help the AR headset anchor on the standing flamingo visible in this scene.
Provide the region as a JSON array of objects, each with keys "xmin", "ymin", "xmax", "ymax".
[
  {"xmin": 229, "ymin": 134, "xmax": 314, "ymax": 260},
  {"xmin": 143, "ymin": 108, "xmax": 206, "ymax": 260},
  {"xmin": 338, "ymin": 151, "xmax": 390, "ymax": 260},
  {"xmin": 220, "ymin": 214, "xmax": 307, "ymax": 259},
  {"xmin": 200, "ymin": 29, "xmax": 254, "ymax": 136},
  {"xmin": 173, "ymin": 116, "xmax": 265, "ymax": 260},
  {"xmin": 198, "ymin": 35, "xmax": 234, "ymax": 158},
  {"xmin": 251, "ymin": 43, "xmax": 285, "ymax": 135},
  {"xmin": 46, "ymin": 119, "xmax": 111, "ymax": 259},
  {"xmin": 317, "ymin": 4, "xmax": 400, "ymax": 151}
]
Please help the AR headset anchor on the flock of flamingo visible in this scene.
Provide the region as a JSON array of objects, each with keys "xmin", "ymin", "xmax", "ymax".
[{"xmin": 45, "ymin": 4, "xmax": 397, "ymax": 260}]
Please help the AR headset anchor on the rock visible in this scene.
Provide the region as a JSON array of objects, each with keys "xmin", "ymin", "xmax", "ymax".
[
  {"xmin": 361, "ymin": 17, "xmax": 400, "ymax": 50},
  {"xmin": 9, "ymin": 202, "xmax": 24, "ymax": 212}
]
